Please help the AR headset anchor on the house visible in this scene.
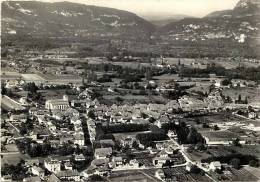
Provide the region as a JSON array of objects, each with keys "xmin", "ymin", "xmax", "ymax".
[
  {"xmin": 55, "ymin": 170, "xmax": 80, "ymax": 182},
  {"xmin": 209, "ymin": 161, "xmax": 221, "ymax": 171},
  {"xmin": 45, "ymin": 98, "xmax": 69, "ymax": 110},
  {"xmin": 94, "ymin": 147, "xmax": 112, "ymax": 159},
  {"xmin": 186, "ymin": 162, "xmax": 193, "ymax": 172},
  {"xmin": 121, "ymin": 137, "xmax": 134, "ymax": 148},
  {"xmin": 74, "ymin": 154, "xmax": 85, "ymax": 161},
  {"xmin": 31, "ymin": 166, "xmax": 45, "ymax": 179},
  {"xmin": 5, "ymin": 79, "xmax": 20, "ymax": 88},
  {"xmin": 64, "ymin": 162, "xmax": 73, "ymax": 170},
  {"xmin": 10, "ymin": 114, "xmax": 27, "ymax": 122},
  {"xmin": 153, "ymin": 150, "xmax": 170, "ymax": 167},
  {"xmin": 73, "ymin": 133, "xmax": 85, "ymax": 146},
  {"xmin": 149, "ymin": 148, "xmax": 159, "ymax": 154},
  {"xmin": 112, "ymin": 156, "xmax": 123, "ymax": 167},
  {"xmin": 44, "ymin": 157, "xmax": 61, "ymax": 173},
  {"xmin": 81, "ymin": 166, "xmax": 97, "ymax": 178},
  {"xmin": 94, "ymin": 166, "xmax": 110, "ymax": 177},
  {"xmin": 248, "ymin": 112, "xmax": 257, "ymax": 119},
  {"xmin": 91, "ymin": 158, "xmax": 110, "ymax": 167},
  {"xmin": 201, "ymin": 131, "xmax": 245, "ymax": 145},
  {"xmin": 19, "ymin": 97, "xmax": 29, "ymax": 106},
  {"xmin": 167, "ymin": 130, "xmax": 177, "ymax": 139},
  {"xmin": 1, "ymin": 175, "xmax": 12, "ymax": 182},
  {"xmin": 155, "ymin": 169, "xmax": 166, "ymax": 181},
  {"xmin": 25, "ymin": 159, "xmax": 40, "ymax": 167},
  {"xmin": 129, "ymin": 159, "xmax": 140, "ymax": 168},
  {"xmin": 100, "ymin": 139, "xmax": 115, "ymax": 148}
]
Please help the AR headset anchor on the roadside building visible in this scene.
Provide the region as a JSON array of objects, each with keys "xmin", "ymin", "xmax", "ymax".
[
  {"xmin": 209, "ymin": 161, "xmax": 222, "ymax": 171},
  {"xmin": 94, "ymin": 147, "xmax": 112, "ymax": 159},
  {"xmin": 44, "ymin": 157, "xmax": 61, "ymax": 174}
]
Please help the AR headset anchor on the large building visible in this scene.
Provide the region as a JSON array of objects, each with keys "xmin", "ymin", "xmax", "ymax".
[{"xmin": 45, "ymin": 96, "xmax": 70, "ymax": 110}]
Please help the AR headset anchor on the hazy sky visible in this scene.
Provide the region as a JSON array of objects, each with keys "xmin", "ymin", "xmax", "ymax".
[{"xmin": 16, "ymin": 0, "xmax": 241, "ymax": 18}]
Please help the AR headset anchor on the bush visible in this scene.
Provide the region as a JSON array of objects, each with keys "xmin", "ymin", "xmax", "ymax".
[
  {"xmin": 230, "ymin": 158, "xmax": 241, "ymax": 169},
  {"xmin": 102, "ymin": 124, "xmax": 149, "ymax": 133},
  {"xmin": 88, "ymin": 174, "xmax": 105, "ymax": 181},
  {"xmin": 249, "ymin": 160, "xmax": 259, "ymax": 167},
  {"xmin": 136, "ymin": 132, "xmax": 167, "ymax": 147}
]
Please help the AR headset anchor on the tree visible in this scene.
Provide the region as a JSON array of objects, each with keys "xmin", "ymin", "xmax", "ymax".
[
  {"xmin": 115, "ymin": 96, "xmax": 123, "ymax": 103},
  {"xmin": 195, "ymin": 142, "xmax": 205, "ymax": 151},
  {"xmin": 23, "ymin": 82, "xmax": 38, "ymax": 93},
  {"xmin": 238, "ymin": 94, "xmax": 242, "ymax": 102},
  {"xmin": 213, "ymin": 125, "xmax": 220, "ymax": 131},
  {"xmin": 190, "ymin": 165, "xmax": 201, "ymax": 174},
  {"xmin": 132, "ymin": 141, "xmax": 139, "ymax": 149},
  {"xmin": 230, "ymin": 158, "xmax": 241, "ymax": 169},
  {"xmin": 249, "ymin": 160, "xmax": 259, "ymax": 167},
  {"xmin": 232, "ymin": 138, "xmax": 241, "ymax": 146},
  {"xmin": 88, "ymin": 174, "xmax": 105, "ymax": 181},
  {"xmin": 1, "ymin": 83, "xmax": 7, "ymax": 95},
  {"xmin": 187, "ymin": 127, "xmax": 203, "ymax": 144},
  {"xmin": 244, "ymin": 97, "xmax": 248, "ymax": 104},
  {"xmin": 87, "ymin": 110, "xmax": 95, "ymax": 119},
  {"xmin": 221, "ymin": 79, "xmax": 232, "ymax": 86}
]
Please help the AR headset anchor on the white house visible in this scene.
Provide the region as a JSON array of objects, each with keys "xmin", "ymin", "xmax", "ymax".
[
  {"xmin": 73, "ymin": 133, "xmax": 85, "ymax": 146},
  {"xmin": 31, "ymin": 166, "xmax": 45, "ymax": 179},
  {"xmin": 248, "ymin": 112, "xmax": 257, "ymax": 119},
  {"xmin": 64, "ymin": 162, "xmax": 73, "ymax": 170},
  {"xmin": 186, "ymin": 162, "xmax": 193, "ymax": 172},
  {"xmin": 209, "ymin": 161, "xmax": 221, "ymax": 171},
  {"xmin": 155, "ymin": 169, "xmax": 166, "ymax": 181},
  {"xmin": 112, "ymin": 156, "xmax": 123, "ymax": 167},
  {"xmin": 44, "ymin": 158, "xmax": 61, "ymax": 174}
]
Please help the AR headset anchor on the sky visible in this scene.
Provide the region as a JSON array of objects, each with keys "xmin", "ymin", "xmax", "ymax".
[{"xmin": 12, "ymin": 0, "xmax": 241, "ymax": 19}]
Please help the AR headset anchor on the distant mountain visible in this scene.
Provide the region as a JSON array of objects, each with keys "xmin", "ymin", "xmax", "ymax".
[
  {"xmin": 206, "ymin": 10, "xmax": 233, "ymax": 18},
  {"xmin": 2, "ymin": 1, "xmax": 155, "ymax": 40},
  {"xmin": 144, "ymin": 14, "xmax": 193, "ymax": 27},
  {"xmin": 157, "ymin": 0, "xmax": 260, "ymax": 45},
  {"xmin": 150, "ymin": 19, "xmax": 180, "ymax": 27}
]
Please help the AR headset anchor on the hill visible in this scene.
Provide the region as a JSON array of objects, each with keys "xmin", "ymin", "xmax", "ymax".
[{"xmin": 2, "ymin": 1, "xmax": 155, "ymax": 40}]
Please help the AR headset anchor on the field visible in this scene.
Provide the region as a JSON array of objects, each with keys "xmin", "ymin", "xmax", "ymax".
[
  {"xmin": 21, "ymin": 73, "xmax": 46, "ymax": 82},
  {"xmin": 187, "ymin": 145, "xmax": 260, "ymax": 162},
  {"xmin": 211, "ymin": 167, "xmax": 259, "ymax": 181},
  {"xmin": 196, "ymin": 112, "xmax": 245, "ymax": 124},
  {"xmin": 163, "ymin": 58, "xmax": 259, "ymax": 69},
  {"xmin": 245, "ymin": 166, "xmax": 260, "ymax": 180},
  {"xmin": 208, "ymin": 145, "xmax": 260, "ymax": 158},
  {"xmin": 222, "ymin": 87, "xmax": 260, "ymax": 104},
  {"xmin": 1, "ymin": 96, "xmax": 25, "ymax": 111},
  {"xmin": 163, "ymin": 166, "xmax": 212, "ymax": 182},
  {"xmin": 109, "ymin": 169, "xmax": 159, "ymax": 182},
  {"xmin": 1, "ymin": 153, "xmax": 30, "ymax": 167},
  {"xmin": 1, "ymin": 71, "xmax": 22, "ymax": 81}
]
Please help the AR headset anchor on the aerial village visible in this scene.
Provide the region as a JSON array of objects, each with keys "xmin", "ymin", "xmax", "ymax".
[{"xmin": 1, "ymin": 47, "xmax": 260, "ymax": 182}]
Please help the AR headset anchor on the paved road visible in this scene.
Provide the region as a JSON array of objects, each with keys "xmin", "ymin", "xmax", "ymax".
[{"xmin": 169, "ymin": 137, "xmax": 217, "ymax": 182}]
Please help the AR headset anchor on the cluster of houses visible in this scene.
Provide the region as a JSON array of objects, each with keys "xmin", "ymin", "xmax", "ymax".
[
  {"xmin": 90, "ymin": 100, "xmax": 181, "ymax": 125},
  {"xmin": 8, "ymin": 95, "xmax": 88, "ymax": 149}
]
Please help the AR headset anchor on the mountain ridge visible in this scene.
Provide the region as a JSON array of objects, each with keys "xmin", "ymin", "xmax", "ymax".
[{"xmin": 2, "ymin": 0, "xmax": 260, "ymax": 57}]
